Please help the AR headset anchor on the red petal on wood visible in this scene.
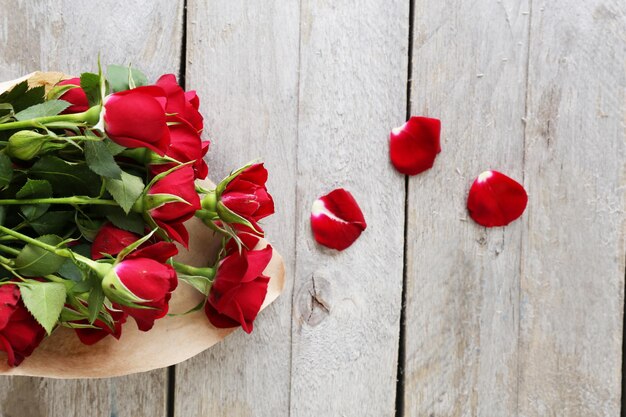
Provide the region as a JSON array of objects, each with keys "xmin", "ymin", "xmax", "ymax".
[
  {"xmin": 310, "ymin": 189, "xmax": 366, "ymax": 251},
  {"xmin": 389, "ymin": 116, "xmax": 441, "ymax": 175},
  {"xmin": 467, "ymin": 170, "xmax": 528, "ymax": 227}
]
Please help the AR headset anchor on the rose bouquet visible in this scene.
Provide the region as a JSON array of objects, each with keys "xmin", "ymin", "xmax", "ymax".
[{"xmin": 0, "ymin": 67, "xmax": 284, "ymax": 377}]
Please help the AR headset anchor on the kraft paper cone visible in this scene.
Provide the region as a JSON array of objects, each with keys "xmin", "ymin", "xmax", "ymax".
[{"xmin": 0, "ymin": 74, "xmax": 285, "ymax": 378}]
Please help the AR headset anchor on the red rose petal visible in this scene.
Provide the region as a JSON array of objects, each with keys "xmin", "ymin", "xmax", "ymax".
[
  {"xmin": 389, "ymin": 116, "xmax": 441, "ymax": 175},
  {"xmin": 467, "ymin": 170, "xmax": 528, "ymax": 227},
  {"xmin": 310, "ymin": 189, "xmax": 367, "ymax": 251}
]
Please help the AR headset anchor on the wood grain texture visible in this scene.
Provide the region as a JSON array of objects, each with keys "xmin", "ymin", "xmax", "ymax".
[
  {"xmin": 0, "ymin": 0, "xmax": 183, "ymax": 82},
  {"xmin": 518, "ymin": 0, "xmax": 625, "ymax": 415},
  {"xmin": 404, "ymin": 0, "xmax": 530, "ymax": 415},
  {"xmin": 175, "ymin": 1, "xmax": 300, "ymax": 416},
  {"xmin": 289, "ymin": 1, "xmax": 408, "ymax": 416},
  {"xmin": 0, "ymin": 1, "xmax": 183, "ymax": 416}
]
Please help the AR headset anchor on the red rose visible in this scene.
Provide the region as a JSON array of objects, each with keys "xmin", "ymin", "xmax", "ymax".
[
  {"xmin": 104, "ymin": 258, "xmax": 178, "ymax": 331},
  {"xmin": 219, "ymin": 163, "xmax": 274, "ymax": 229},
  {"xmin": 150, "ymin": 116, "xmax": 210, "ymax": 180},
  {"xmin": 0, "ymin": 285, "xmax": 46, "ymax": 366},
  {"xmin": 147, "ymin": 165, "xmax": 201, "ymax": 247},
  {"xmin": 156, "ymin": 74, "xmax": 204, "ymax": 132},
  {"xmin": 91, "ymin": 223, "xmax": 140, "ymax": 260},
  {"xmin": 204, "ymin": 238, "xmax": 272, "ymax": 333},
  {"xmin": 73, "ymin": 306, "xmax": 127, "ymax": 345},
  {"xmin": 58, "ymin": 78, "xmax": 90, "ymax": 114},
  {"xmin": 104, "ymin": 86, "xmax": 170, "ymax": 155},
  {"xmin": 94, "ymin": 224, "xmax": 179, "ymax": 331},
  {"xmin": 92, "ymin": 223, "xmax": 179, "ymax": 261}
]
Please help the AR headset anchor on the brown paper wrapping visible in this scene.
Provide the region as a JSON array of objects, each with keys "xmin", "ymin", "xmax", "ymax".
[{"xmin": 0, "ymin": 73, "xmax": 285, "ymax": 378}]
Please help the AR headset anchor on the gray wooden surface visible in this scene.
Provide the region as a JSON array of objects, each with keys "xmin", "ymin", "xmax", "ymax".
[{"xmin": 0, "ymin": 1, "xmax": 624, "ymax": 416}]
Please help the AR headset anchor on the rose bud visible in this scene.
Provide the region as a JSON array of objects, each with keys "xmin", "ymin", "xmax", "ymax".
[
  {"xmin": 156, "ymin": 74, "xmax": 204, "ymax": 133},
  {"xmin": 73, "ymin": 306, "xmax": 127, "ymax": 345},
  {"xmin": 101, "ymin": 257, "xmax": 177, "ymax": 332},
  {"xmin": 389, "ymin": 116, "xmax": 441, "ymax": 175},
  {"xmin": 467, "ymin": 170, "xmax": 528, "ymax": 227},
  {"xmin": 204, "ymin": 241, "xmax": 273, "ymax": 333},
  {"xmin": 0, "ymin": 284, "xmax": 46, "ymax": 367},
  {"xmin": 104, "ymin": 86, "xmax": 171, "ymax": 155},
  {"xmin": 92, "ymin": 223, "xmax": 179, "ymax": 331},
  {"xmin": 5, "ymin": 130, "xmax": 64, "ymax": 160},
  {"xmin": 198, "ymin": 163, "xmax": 274, "ymax": 236},
  {"xmin": 144, "ymin": 165, "xmax": 201, "ymax": 247},
  {"xmin": 149, "ymin": 116, "xmax": 210, "ymax": 180},
  {"xmin": 58, "ymin": 78, "xmax": 90, "ymax": 114},
  {"xmin": 310, "ymin": 188, "xmax": 367, "ymax": 251}
]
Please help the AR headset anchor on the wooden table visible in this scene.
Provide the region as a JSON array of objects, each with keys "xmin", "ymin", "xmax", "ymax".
[{"xmin": 0, "ymin": 1, "xmax": 623, "ymax": 416}]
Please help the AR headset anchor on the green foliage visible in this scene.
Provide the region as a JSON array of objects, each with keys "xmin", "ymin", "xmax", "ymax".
[
  {"xmin": 14, "ymin": 235, "xmax": 65, "ymax": 277},
  {"xmin": 0, "ymin": 153, "xmax": 13, "ymax": 187},
  {"xmin": 87, "ymin": 274, "xmax": 105, "ymax": 324},
  {"xmin": 0, "ymin": 81, "xmax": 45, "ymax": 113},
  {"xmin": 80, "ymin": 72, "xmax": 102, "ymax": 107},
  {"xmin": 104, "ymin": 171, "xmax": 145, "ymax": 214},
  {"xmin": 20, "ymin": 281, "xmax": 67, "ymax": 335},
  {"xmin": 178, "ymin": 274, "xmax": 213, "ymax": 296},
  {"xmin": 29, "ymin": 210, "xmax": 74, "ymax": 235},
  {"xmin": 30, "ymin": 156, "xmax": 101, "ymax": 197},
  {"xmin": 103, "ymin": 138, "xmax": 126, "ymax": 155},
  {"xmin": 16, "ymin": 179, "xmax": 52, "ymax": 220},
  {"xmin": 104, "ymin": 209, "xmax": 145, "ymax": 235},
  {"xmin": 75, "ymin": 213, "xmax": 104, "ymax": 242},
  {"xmin": 84, "ymin": 140, "xmax": 122, "ymax": 179},
  {"xmin": 14, "ymin": 100, "xmax": 71, "ymax": 121},
  {"xmin": 107, "ymin": 64, "xmax": 148, "ymax": 92}
]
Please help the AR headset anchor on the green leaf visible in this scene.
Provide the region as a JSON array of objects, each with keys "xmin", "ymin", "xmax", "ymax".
[
  {"xmin": 59, "ymin": 306, "xmax": 87, "ymax": 322},
  {"xmin": 14, "ymin": 235, "xmax": 66, "ymax": 276},
  {"xmin": 0, "ymin": 206, "xmax": 6, "ymax": 226},
  {"xmin": 0, "ymin": 102, "xmax": 14, "ymax": 123},
  {"xmin": 87, "ymin": 277, "xmax": 105, "ymax": 324},
  {"xmin": 0, "ymin": 153, "xmax": 13, "ymax": 187},
  {"xmin": 104, "ymin": 171, "xmax": 145, "ymax": 214},
  {"xmin": 75, "ymin": 213, "xmax": 104, "ymax": 241},
  {"xmin": 46, "ymin": 84, "xmax": 76, "ymax": 101},
  {"xmin": 20, "ymin": 281, "xmax": 66, "ymax": 334},
  {"xmin": 58, "ymin": 259, "xmax": 85, "ymax": 282},
  {"xmin": 107, "ymin": 64, "xmax": 148, "ymax": 92},
  {"xmin": 104, "ymin": 138, "xmax": 126, "ymax": 155},
  {"xmin": 14, "ymin": 100, "xmax": 71, "ymax": 121},
  {"xmin": 105, "ymin": 210, "xmax": 145, "ymax": 235},
  {"xmin": 29, "ymin": 210, "xmax": 74, "ymax": 235},
  {"xmin": 80, "ymin": 72, "xmax": 101, "ymax": 107},
  {"xmin": 178, "ymin": 274, "xmax": 212, "ymax": 296},
  {"xmin": 16, "ymin": 179, "xmax": 52, "ymax": 220},
  {"xmin": 0, "ymin": 81, "xmax": 45, "ymax": 113},
  {"xmin": 84, "ymin": 140, "xmax": 122, "ymax": 179},
  {"xmin": 30, "ymin": 156, "xmax": 101, "ymax": 197}
]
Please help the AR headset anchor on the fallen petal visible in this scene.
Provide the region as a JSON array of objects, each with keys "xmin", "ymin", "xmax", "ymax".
[
  {"xmin": 389, "ymin": 116, "xmax": 441, "ymax": 175},
  {"xmin": 311, "ymin": 189, "xmax": 366, "ymax": 250},
  {"xmin": 467, "ymin": 170, "xmax": 528, "ymax": 227}
]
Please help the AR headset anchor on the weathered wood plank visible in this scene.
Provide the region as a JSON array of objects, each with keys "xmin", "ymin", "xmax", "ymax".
[
  {"xmin": 518, "ymin": 1, "xmax": 625, "ymax": 415},
  {"xmin": 0, "ymin": 1, "xmax": 183, "ymax": 416},
  {"xmin": 289, "ymin": 1, "xmax": 408, "ymax": 416},
  {"xmin": 175, "ymin": 1, "xmax": 300, "ymax": 416},
  {"xmin": 404, "ymin": 0, "xmax": 530, "ymax": 415}
]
